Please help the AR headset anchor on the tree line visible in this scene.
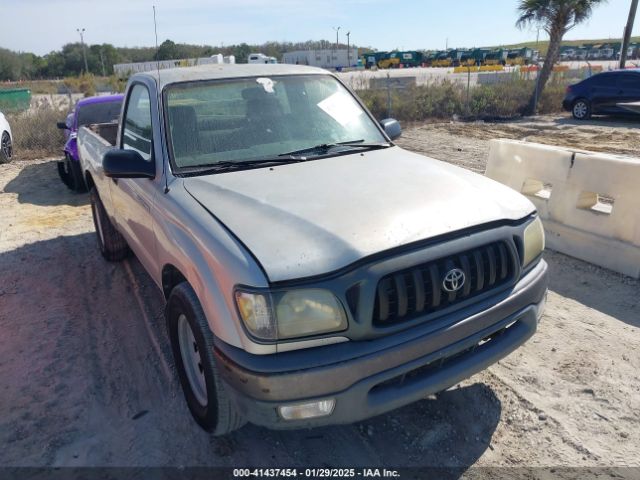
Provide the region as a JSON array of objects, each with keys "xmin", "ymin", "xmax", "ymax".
[{"xmin": 0, "ymin": 39, "xmax": 369, "ymax": 81}]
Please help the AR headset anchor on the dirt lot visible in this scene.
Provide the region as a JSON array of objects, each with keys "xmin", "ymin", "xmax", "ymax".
[
  {"xmin": 397, "ymin": 114, "xmax": 640, "ymax": 173},
  {"xmin": 1, "ymin": 115, "xmax": 639, "ymax": 473}
]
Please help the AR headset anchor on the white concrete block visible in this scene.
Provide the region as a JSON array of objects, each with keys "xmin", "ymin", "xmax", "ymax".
[{"xmin": 486, "ymin": 139, "xmax": 640, "ymax": 278}]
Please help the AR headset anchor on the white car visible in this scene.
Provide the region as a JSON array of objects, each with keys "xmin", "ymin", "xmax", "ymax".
[
  {"xmin": 248, "ymin": 53, "xmax": 277, "ymax": 64},
  {"xmin": 0, "ymin": 111, "xmax": 12, "ymax": 163}
]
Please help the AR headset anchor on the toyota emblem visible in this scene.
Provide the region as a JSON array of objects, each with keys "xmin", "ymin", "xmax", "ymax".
[{"xmin": 442, "ymin": 268, "xmax": 466, "ymax": 293}]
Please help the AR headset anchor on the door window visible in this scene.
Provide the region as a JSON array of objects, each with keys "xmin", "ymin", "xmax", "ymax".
[
  {"xmin": 122, "ymin": 84, "xmax": 153, "ymax": 161},
  {"xmin": 589, "ymin": 74, "xmax": 616, "ymax": 87},
  {"xmin": 618, "ymin": 74, "xmax": 640, "ymax": 90}
]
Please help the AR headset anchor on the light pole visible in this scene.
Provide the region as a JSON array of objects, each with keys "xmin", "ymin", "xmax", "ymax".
[
  {"xmin": 346, "ymin": 31, "xmax": 351, "ymax": 67},
  {"xmin": 77, "ymin": 28, "xmax": 89, "ymax": 74},
  {"xmin": 333, "ymin": 26, "xmax": 341, "ymax": 51},
  {"xmin": 620, "ymin": 0, "xmax": 639, "ymax": 68}
]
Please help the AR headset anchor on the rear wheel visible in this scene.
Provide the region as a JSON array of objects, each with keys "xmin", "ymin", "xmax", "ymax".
[
  {"xmin": 57, "ymin": 159, "xmax": 71, "ymax": 188},
  {"xmin": 166, "ymin": 282, "xmax": 245, "ymax": 435},
  {"xmin": 60, "ymin": 155, "xmax": 86, "ymax": 192},
  {"xmin": 572, "ymin": 99, "xmax": 591, "ymax": 120},
  {"xmin": 0, "ymin": 131, "xmax": 12, "ymax": 163},
  {"xmin": 90, "ymin": 187, "xmax": 129, "ymax": 261}
]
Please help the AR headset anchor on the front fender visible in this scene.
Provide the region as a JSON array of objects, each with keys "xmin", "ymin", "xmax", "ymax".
[
  {"xmin": 64, "ymin": 135, "xmax": 79, "ymax": 161},
  {"xmin": 153, "ymin": 180, "xmax": 272, "ymax": 354}
]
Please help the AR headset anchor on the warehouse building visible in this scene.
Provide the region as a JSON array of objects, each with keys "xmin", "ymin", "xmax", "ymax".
[{"xmin": 282, "ymin": 48, "xmax": 359, "ymax": 69}]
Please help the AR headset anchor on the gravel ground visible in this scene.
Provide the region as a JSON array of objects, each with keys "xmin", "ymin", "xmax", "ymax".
[{"xmin": 0, "ymin": 116, "xmax": 639, "ymax": 473}]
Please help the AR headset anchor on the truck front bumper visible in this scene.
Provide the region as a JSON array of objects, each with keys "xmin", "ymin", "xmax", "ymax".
[{"xmin": 214, "ymin": 259, "xmax": 548, "ymax": 429}]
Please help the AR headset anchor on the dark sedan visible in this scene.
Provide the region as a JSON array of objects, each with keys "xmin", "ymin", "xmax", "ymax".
[{"xmin": 562, "ymin": 69, "xmax": 640, "ymax": 120}]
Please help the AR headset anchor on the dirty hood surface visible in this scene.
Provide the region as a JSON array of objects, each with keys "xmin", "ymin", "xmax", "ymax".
[{"xmin": 183, "ymin": 147, "xmax": 535, "ymax": 282}]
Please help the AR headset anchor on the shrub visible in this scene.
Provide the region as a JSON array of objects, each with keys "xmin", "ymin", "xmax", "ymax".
[
  {"xmin": 402, "ymin": 81, "xmax": 465, "ymax": 120},
  {"xmin": 538, "ymin": 82, "xmax": 567, "ymax": 114},
  {"xmin": 468, "ymin": 80, "xmax": 532, "ymax": 118},
  {"xmin": 6, "ymin": 104, "xmax": 66, "ymax": 160},
  {"xmin": 356, "ymin": 76, "xmax": 567, "ymax": 122},
  {"xmin": 63, "ymin": 73, "xmax": 96, "ymax": 98}
]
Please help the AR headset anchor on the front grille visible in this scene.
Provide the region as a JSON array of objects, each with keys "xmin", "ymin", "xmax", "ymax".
[{"xmin": 373, "ymin": 241, "xmax": 515, "ymax": 326}]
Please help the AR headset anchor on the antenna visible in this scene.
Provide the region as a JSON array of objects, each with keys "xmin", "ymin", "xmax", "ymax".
[{"xmin": 153, "ymin": 6, "xmax": 161, "ymax": 79}]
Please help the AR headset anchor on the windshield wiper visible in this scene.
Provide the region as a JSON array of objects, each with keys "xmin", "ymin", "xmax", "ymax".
[
  {"xmin": 180, "ymin": 157, "xmax": 304, "ymax": 175},
  {"xmin": 279, "ymin": 140, "xmax": 391, "ymax": 158}
]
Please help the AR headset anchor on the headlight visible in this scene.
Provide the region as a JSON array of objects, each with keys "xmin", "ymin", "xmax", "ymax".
[
  {"xmin": 523, "ymin": 216, "xmax": 545, "ymax": 267},
  {"xmin": 235, "ymin": 288, "xmax": 347, "ymax": 341}
]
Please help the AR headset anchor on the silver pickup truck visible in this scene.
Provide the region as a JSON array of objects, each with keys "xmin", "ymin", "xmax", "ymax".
[{"xmin": 78, "ymin": 64, "xmax": 548, "ymax": 435}]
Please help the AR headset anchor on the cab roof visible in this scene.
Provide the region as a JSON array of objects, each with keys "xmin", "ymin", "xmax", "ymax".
[{"xmin": 134, "ymin": 64, "xmax": 330, "ymax": 91}]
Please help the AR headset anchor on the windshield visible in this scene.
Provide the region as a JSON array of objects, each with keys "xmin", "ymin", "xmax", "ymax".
[
  {"xmin": 165, "ymin": 74, "xmax": 386, "ymax": 170},
  {"xmin": 77, "ymin": 100, "xmax": 123, "ymax": 127}
]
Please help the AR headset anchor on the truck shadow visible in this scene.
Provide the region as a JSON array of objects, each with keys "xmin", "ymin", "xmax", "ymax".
[
  {"xmin": 544, "ymin": 250, "xmax": 640, "ymax": 328},
  {"xmin": 0, "ymin": 233, "xmax": 500, "ymax": 470},
  {"xmin": 2, "ymin": 160, "xmax": 88, "ymax": 207},
  {"xmin": 233, "ymin": 383, "xmax": 500, "ymax": 470}
]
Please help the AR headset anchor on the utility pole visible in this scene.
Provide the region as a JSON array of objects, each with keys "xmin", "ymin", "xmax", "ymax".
[
  {"xmin": 77, "ymin": 28, "xmax": 89, "ymax": 74},
  {"xmin": 346, "ymin": 31, "xmax": 351, "ymax": 67},
  {"xmin": 333, "ymin": 26, "xmax": 341, "ymax": 51},
  {"xmin": 620, "ymin": 0, "xmax": 638, "ymax": 68}
]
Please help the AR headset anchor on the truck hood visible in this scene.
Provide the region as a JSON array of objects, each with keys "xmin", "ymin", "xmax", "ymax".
[{"xmin": 183, "ymin": 146, "xmax": 535, "ymax": 282}]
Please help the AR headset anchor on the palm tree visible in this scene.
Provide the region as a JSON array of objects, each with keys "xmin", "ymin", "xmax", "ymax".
[{"xmin": 516, "ymin": 0, "xmax": 607, "ymax": 115}]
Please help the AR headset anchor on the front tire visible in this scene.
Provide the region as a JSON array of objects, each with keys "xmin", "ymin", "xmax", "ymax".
[
  {"xmin": 90, "ymin": 187, "xmax": 129, "ymax": 261},
  {"xmin": 1, "ymin": 131, "xmax": 12, "ymax": 163},
  {"xmin": 572, "ymin": 99, "xmax": 591, "ymax": 120},
  {"xmin": 166, "ymin": 282, "xmax": 245, "ymax": 435}
]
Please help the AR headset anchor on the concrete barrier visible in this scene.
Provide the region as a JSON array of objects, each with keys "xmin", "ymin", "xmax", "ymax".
[{"xmin": 486, "ymin": 139, "xmax": 640, "ymax": 278}]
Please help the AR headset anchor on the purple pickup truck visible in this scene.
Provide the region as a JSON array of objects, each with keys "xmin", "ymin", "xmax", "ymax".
[{"xmin": 57, "ymin": 94, "xmax": 123, "ymax": 191}]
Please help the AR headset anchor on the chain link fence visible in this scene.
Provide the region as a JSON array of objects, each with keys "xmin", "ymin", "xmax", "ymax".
[
  {"xmin": 343, "ymin": 66, "xmax": 597, "ymax": 122},
  {"xmin": 2, "ymin": 93, "xmax": 87, "ymax": 162}
]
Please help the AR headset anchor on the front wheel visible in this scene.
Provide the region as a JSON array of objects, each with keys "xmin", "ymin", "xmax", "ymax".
[
  {"xmin": 572, "ymin": 99, "xmax": 591, "ymax": 120},
  {"xmin": 166, "ymin": 282, "xmax": 245, "ymax": 435},
  {"xmin": 0, "ymin": 131, "xmax": 12, "ymax": 163}
]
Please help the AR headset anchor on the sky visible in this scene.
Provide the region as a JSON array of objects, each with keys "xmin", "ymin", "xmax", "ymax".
[{"xmin": 0, "ymin": 0, "xmax": 636, "ymax": 55}]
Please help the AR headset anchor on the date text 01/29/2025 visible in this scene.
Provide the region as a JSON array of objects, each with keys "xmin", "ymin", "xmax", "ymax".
[{"xmin": 232, "ymin": 468, "xmax": 401, "ymax": 478}]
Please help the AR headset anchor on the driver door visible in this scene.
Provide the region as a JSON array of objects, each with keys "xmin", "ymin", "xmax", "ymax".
[{"xmin": 109, "ymin": 83, "xmax": 158, "ymax": 276}]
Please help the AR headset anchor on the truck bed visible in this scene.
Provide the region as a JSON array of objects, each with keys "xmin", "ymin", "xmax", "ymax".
[
  {"xmin": 88, "ymin": 122, "xmax": 119, "ymax": 146},
  {"xmin": 77, "ymin": 123, "xmax": 118, "ymax": 184}
]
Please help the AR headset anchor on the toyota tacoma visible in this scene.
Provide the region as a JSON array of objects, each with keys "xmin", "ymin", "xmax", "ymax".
[{"xmin": 77, "ymin": 64, "xmax": 548, "ymax": 434}]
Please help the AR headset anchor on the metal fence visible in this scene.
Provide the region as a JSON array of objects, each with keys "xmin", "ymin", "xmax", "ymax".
[{"xmin": 347, "ymin": 65, "xmax": 595, "ymax": 120}]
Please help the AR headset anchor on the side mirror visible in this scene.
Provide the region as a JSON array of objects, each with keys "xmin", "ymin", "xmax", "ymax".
[
  {"xmin": 103, "ymin": 149, "xmax": 155, "ymax": 179},
  {"xmin": 57, "ymin": 121, "xmax": 68, "ymax": 130},
  {"xmin": 380, "ymin": 118, "xmax": 402, "ymax": 140}
]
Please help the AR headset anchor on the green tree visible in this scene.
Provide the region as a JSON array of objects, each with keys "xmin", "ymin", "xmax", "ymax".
[
  {"xmin": 156, "ymin": 39, "xmax": 178, "ymax": 60},
  {"xmin": 516, "ymin": 0, "xmax": 607, "ymax": 114},
  {"xmin": 233, "ymin": 43, "xmax": 252, "ymax": 63}
]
